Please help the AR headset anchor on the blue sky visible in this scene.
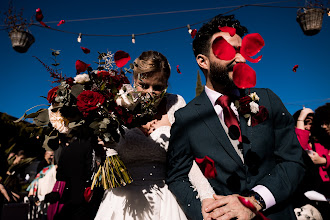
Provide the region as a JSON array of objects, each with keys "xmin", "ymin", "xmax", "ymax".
[{"xmin": 1, "ymin": 0, "xmax": 329, "ymax": 119}]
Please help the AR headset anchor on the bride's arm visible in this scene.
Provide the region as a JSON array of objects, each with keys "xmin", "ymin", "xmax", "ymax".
[{"xmin": 188, "ymin": 161, "xmax": 215, "ymax": 201}]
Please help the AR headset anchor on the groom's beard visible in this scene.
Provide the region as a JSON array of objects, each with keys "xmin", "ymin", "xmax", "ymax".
[{"xmin": 210, "ymin": 62, "xmax": 236, "ymax": 90}]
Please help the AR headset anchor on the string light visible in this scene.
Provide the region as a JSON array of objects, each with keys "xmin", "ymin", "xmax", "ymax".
[
  {"xmin": 132, "ymin": 34, "xmax": 135, "ymax": 44},
  {"xmin": 187, "ymin": 24, "xmax": 192, "ymax": 34},
  {"xmin": 77, "ymin": 33, "xmax": 82, "ymax": 43}
]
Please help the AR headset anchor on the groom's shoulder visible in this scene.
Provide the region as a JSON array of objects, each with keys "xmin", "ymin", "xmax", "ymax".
[{"xmin": 175, "ymin": 94, "xmax": 202, "ymax": 116}]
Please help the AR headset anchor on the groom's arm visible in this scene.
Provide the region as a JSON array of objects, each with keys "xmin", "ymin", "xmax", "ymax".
[
  {"xmin": 166, "ymin": 110, "xmax": 203, "ymax": 220},
  {"xmin": 254, "ymin": 89, "xmax": 305, "ymax": 208}
]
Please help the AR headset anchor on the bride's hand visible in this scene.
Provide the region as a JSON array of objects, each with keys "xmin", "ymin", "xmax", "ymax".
[{"xmin": 147, "ymin": 115, "xmax": 170, "ymax": 135}]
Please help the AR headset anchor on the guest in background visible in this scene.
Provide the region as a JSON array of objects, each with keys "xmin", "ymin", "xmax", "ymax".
[{"xmin": 37, "ymin": 150, "xmax": 54, "ymax": 173}]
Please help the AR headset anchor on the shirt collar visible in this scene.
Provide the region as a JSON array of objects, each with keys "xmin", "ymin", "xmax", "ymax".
[{"xmin": 205, "ymin": 85, "xmax": 222, "ymax": 106}]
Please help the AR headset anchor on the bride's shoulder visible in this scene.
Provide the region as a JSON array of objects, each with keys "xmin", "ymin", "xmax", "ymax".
[
  {"xmin": 165, "ymin": 93, "xmax": 186, "ymax": 124},
  {"xmin": 166, "ymin": 93, "xmax": 186, "ymax": 109}
]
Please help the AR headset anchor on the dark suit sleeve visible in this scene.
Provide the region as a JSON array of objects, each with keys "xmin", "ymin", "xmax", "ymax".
[
  {"xmin": 166, "ymin": 110, "xmax": 203, "ymax": 220},
  {"xmin": 256, "ymin": 89, "xmax": 305, "ymax": 204}
]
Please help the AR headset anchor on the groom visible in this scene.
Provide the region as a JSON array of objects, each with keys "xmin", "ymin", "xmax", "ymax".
[{"xmin": 166, "ymin": 15, "xmax": 305, "ymax": 220}]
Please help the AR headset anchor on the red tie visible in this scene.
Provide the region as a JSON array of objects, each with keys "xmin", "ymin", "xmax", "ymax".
[{"xmin": 216, "ymin": 95, "xmax": 242, "ymax": 142}]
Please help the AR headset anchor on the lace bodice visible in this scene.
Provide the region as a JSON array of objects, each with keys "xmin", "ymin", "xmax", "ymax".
[{"xmin": 113, "ymin": 93, "xmax": 214, "ymax": 199}]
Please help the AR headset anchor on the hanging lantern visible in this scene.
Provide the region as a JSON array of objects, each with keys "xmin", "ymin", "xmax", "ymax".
[
  {"xmin": 9, "ymin": 30, "xmax": 35, "ymax": 53},
  {"xmin": 296, "ymin": 8, "xmax": 325, "ymax": 36}
]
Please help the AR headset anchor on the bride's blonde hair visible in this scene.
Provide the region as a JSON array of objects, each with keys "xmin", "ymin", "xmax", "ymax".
[{"xmin": 132, "ymin": 51, "xmax": 171, "ymax": 82}]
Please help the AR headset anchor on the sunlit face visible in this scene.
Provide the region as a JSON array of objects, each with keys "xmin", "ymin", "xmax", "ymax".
[
  {"xmin": 134, "ymin": 72, "xmax": 167, "ymax": 97},
  {"xmin": 208, "ymin": 32, "xmax": 246, "ymax": 86}
]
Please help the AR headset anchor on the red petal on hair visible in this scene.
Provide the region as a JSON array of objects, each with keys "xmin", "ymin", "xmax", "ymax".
[
  {"xmin": 191, "ymin": 29, "xmax": 197, "ymax": 39},
  {"xmin": 75, "ymin": 60, "xmax": 90, "ymax": 73},
  {"xmin": 57, "ymin": 20, "xmax": 65, "ymax": 26},
  {"xmin": 195, "ymin": 156, "xmax": 217, "ymax": 179},
  {"xmin": 114, "ymin": 50, "xmax": 131, "ymax": 68},
  {"xmin": 176, "ymin": 65, "xmax": 182, "ymax": 74},
  {"xmin": 241, "ymin": 33, "xmax": 264, "ymax": 63},
  {"xmin": 233, "ymin": 63, "xmax": 256, "ymax": 89},
  {"xmin": 80, "ymin": 46, "xmax": 90, "ymax": 54},
  {"xmin": 212, "ymin": 37, "xmax": 236, "ymax": 61},
  {"xmin": 292, "ymin": 65, "xmax": 299, "ymax": 72},
  {"xmin": 218, "ymin": 26, "xmax": 236, "ymax": 37}
]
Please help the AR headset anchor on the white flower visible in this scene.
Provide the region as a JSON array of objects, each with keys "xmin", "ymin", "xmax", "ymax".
[
  {"xmin": 249, "ymin": 92, "xmax": 260, "ymax": 102},
  {"xmin": 74, "ymin": 73, "xmax": 90, "ymax": 84},
  {"xmin": 48, "ymin": 105, "xmax": 70, "ymax": 134},
  {"xmin": 116, "ymin": 84, "xmax": 140, "ymax": 111},
  {"xmin": 249, "ymin": 101, "xmax": 259, "ymax": 114}
]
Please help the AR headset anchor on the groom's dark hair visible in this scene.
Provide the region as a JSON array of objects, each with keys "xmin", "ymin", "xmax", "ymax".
[{"xmin": 192, "ymin": 14, "xmax": 248, "ymax": 57}]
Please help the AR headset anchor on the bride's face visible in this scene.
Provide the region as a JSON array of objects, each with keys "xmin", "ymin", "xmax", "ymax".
[{"xmin": 134, "ymin": 72, "xmax": 167, "ymax": 97}]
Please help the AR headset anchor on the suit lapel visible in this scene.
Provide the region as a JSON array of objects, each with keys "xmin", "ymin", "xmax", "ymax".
[{"xmin": 194, "ymin": 91, "xmax": 244, "ymax": 167}]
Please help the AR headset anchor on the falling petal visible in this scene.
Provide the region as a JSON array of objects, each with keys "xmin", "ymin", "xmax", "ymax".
[
  {"xmin": 195, "ymin": 156, "xmax": 217, "ymax": 179},
  {"xmin": 292, "ymin": 65, "xmax": 299, "ymax": 72},
  {"xmin": 114, "ymin": 50, "xmax": 131, "ymax": 68},
  {"xmin": 240, "ymin": 33, "xmax": 265, "ymax": 63},
  {"xmin": 233, "ymin": 63, "xmax": 256, "ymax": 89},
  {"xmin": 75, "ymin": 60, "xmax": 91, "ymax": 73},
  {"xmin": 218, "ymin": 26, "xmax": 236, "ymax": 37},
  {"xmin": 212, "ymin": 36, "xmax": 236, "ymax": 61},
  {"xmin": 35, "ymin": 8, "xmax": 43, "ymax": 22},
  {"xmin": 176, "ymin": 65, "xmax": 182, "ymax": 74},
  {"xmin": 36, "ymin": 8, "xmax": 49, "ymax": 28},
  {"xmin": 191, "ymin": 29, "xmax": 197, "ymax": 39},
  {"xmin": 39, "ymin": 21, "xmax": 50, "ymax": 28},
  {"xmin": 80, "ymin": 46, "xmax": 90, "ymax": 54},
  {"xmin": 57, "ymin": 20, "xmax": 65, "ymax": 26}
]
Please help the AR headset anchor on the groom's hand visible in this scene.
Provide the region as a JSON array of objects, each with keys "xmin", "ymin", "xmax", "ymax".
[
  {"xmin": 202, "ymin": 198, "xmax": 214, "ymax": 219},
  {"xmin": 204, "ymin": 194, "xmax": 256, "ymax": 220}
]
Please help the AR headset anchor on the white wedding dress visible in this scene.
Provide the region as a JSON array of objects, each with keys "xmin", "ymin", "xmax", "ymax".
[{"xmin": 95, "ymin": 94, "xmax": 214, "ymax": 220}]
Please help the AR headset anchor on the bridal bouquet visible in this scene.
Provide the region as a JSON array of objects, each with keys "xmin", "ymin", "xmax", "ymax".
[{"xmin": 16, "ymin": 50, "xmax": 164, "ymax": 189}]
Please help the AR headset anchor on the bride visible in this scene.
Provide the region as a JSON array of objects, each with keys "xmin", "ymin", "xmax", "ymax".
[{"xmin": 95, "ymin": 51, "xmax": 214, "ymax": 219}]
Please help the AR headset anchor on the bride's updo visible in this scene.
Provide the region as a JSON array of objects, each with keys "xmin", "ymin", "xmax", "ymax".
[{"xmin": 132, "ymin": 51, "xmax": 171, "ymax": 82}]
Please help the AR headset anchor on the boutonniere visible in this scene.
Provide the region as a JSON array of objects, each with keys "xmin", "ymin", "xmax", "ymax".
[{"xmin": 235, "ymin": 92, "xmax": 269, "ymax": 127}]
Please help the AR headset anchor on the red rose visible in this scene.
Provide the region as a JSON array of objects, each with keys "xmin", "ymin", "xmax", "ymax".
[
  {"xmin": 251, "ymin": 105, "xmax": 269, "ymax": 127},
  {"xmin": 47, "ymin": 87, "xmax": 59, "ymax": 103},
  {"xmin": 77, "ymin": 90, "xmax": 105, "ymax": 117},
  {"xmin": 97, "ymin": 70, "xmax": 110, "ymax": 78},
  {"xmin": 239, "ymin": 96, "xmax": 252, "ymax": 114},
  {"xmin": 66, "ymin": 77, "xmax": 74, "ymax": 86}
]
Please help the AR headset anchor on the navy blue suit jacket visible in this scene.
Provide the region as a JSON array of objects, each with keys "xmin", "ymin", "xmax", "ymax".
[{"xmin": 166, "ymin": 88, "xmax": 305, "ymax": 220}]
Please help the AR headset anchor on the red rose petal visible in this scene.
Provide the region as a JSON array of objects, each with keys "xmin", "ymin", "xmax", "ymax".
[
  {"xmin": 75, "ymin": 60, "xmax": 90, "ymax": 73},
  {"xmin": 218, "ymin": 26, "xmax": 236, "ymax": 37},
  {"xmin": 57, "ymin": 20, "xmax": 65, "ymax": 26},
  {"xmin": 80, "ymin": 46, "xmax": 90, "ymax": 54},
  {"xmin": 191, "ymin": 29, "xmax": 197, "ymax": 39},
  {"xmin": 35, "ymin": 8, "xmax": 43, "ymax": 22},
  {"xmin": 176, "ymin": 65, "xmax": 182, "ymax": 74},
  {"xmin": 233, "ymin": 63, "xmax": 256, "ymax": 89},
  {"xmin": 241, "ymin": 33, "xmax": 264, "ymax": 63},
  {"xmin": 292, "ymin": 65, "xmax": 299, "ymax": 72},
  {"xmin": 212, "ymin": 37, "xmax": 236, "ymax": 61},
  {"xmin": 114, "ymin": 50, "xmax": 131, "ymax": 68},
  {"xmin": 195, "ymin": 156, "xmax": 217, "ymax": 179}
]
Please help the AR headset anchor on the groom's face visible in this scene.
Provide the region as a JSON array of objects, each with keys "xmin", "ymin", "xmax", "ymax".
[{"xmin": 208, "ymin": 32, "xmax": 246, "ymax": 88}]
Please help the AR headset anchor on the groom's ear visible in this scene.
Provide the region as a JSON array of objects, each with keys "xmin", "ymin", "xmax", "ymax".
[{"xmin": 196, "ymin": 54, "xmax": 209, "ymax": 71}]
